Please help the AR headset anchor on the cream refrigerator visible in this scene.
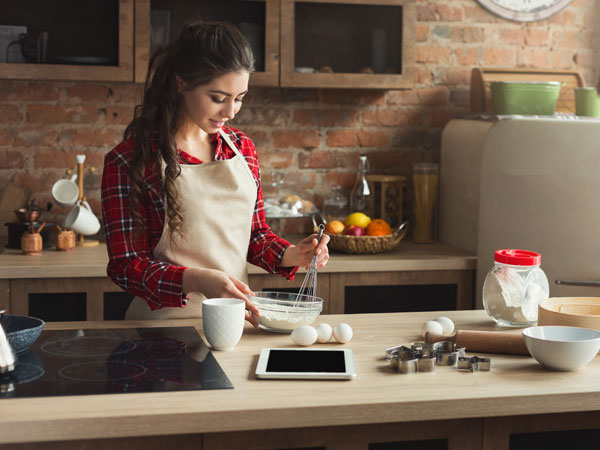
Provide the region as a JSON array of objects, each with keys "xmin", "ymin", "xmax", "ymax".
[{"xmin": 439, "ymin": 116, "xmax": 600, "ymax": 307}]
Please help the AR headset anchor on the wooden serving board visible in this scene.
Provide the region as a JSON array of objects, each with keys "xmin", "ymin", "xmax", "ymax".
[{"xmin": 470, "ymin": 67, "xmax": 585, "ymax": 114}]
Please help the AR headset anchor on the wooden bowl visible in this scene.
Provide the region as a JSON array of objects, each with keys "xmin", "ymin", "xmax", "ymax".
[{"xmin": 538, "ymin": 297, "xmax": 600, "ymax": 332}]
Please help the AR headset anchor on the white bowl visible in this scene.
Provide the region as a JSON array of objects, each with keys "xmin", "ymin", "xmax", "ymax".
[
  {"xmin": 247, "ymin": 291, "xmax": 323, "ymax": 333},
  {"xmin": 522, "ymin": 326, "xmax": 600, "ymax": 371}
]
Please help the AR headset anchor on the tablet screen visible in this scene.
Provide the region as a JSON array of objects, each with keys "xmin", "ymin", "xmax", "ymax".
[{"xmin": 266, "ymin": 349, "xmax": 346, "ymax": 373}]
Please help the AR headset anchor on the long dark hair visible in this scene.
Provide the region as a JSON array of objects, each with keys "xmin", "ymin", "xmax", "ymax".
[{"xmin": 124, "ymin": 21, "xmax": 254, "ymax": 239}]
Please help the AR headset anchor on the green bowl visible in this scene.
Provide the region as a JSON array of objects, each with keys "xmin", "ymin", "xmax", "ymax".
[{"xmin": 490, "ymin": 81, "xmax": 562, "ymax": 116}]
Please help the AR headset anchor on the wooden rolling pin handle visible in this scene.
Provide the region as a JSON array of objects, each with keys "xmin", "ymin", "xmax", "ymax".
[{"xmin": 425, "ymin": 330, "xmax": 530, "ymax": 356}]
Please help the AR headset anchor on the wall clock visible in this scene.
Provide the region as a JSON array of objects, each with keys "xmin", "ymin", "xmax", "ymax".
[{"xmin": 476, "ymin": 0, "xmax": 574, "ymax": 22}]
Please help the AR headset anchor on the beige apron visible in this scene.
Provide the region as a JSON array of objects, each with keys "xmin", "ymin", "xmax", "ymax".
[{"xmin": 125, "ymin": 129, "xmax": 258, "ymax": 320}]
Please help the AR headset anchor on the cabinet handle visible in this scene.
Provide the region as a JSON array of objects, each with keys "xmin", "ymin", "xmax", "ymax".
[{"xmin": 555, "ymin": 280, "xmax": 600, "ymax": 287}]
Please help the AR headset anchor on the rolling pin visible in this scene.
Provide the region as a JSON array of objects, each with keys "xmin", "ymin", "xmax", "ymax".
[{"xmin": 425, "ymin": 329, "xmax": 530, "ymax": 355}]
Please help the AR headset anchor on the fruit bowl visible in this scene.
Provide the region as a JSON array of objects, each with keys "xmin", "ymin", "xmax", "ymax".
[{"xmin": 326, "ymin": 221, "xmax": 409, "ymax": 254}]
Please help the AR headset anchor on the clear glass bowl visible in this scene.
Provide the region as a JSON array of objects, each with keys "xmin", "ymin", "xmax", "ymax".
[{"xmin": 247, "ymin": 291, "xmax": 323, "ymax": 333}]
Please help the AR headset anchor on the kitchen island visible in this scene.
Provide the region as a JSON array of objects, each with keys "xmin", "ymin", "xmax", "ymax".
[
  {"xmin": 0, "ymin": 241, "xmax": 476, "ymax": 319},
  {"xmin": 2, "ymin": 310, "xmax": 600, "ymax": 450}
]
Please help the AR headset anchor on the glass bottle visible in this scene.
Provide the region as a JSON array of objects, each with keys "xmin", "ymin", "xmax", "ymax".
[{"xmin": 350, "ymin": 155, "xmax": 371, "ymax": 214}]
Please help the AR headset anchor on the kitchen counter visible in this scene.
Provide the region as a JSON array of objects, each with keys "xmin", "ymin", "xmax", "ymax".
[
  {"xmin": 0, "ymin": 242, "xmax": 476, "ymax": 318},
  {"xmin": 0, "ymin": 241, "xmax": 475, "ymax": 279},
  {"xmin": 1, "ymin": 310, "xmax": 600, "ymax": 450}
]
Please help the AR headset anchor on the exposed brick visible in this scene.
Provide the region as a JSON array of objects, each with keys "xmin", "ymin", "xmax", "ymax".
[
  {"xmin": 496, "ymin": 29, "xmax": 526, "ymax": 46},
  {"xmin": 324, "ymin": 171, "xmax": 356, "ymax": 191},
  {"xmin": 526, "ymin": 29, "xmax": 551, "ymax": 47},
  {"xmin": 294, "ymin": 109, "xmax": 358, "ymax": 127},
  {"xmin": 0, "ymin": 105, "xmax": 23, "ymax": 123},
  {"xmin": 27, "ymin": 105, "xmax": 99, "ymax": 124},
  {"xmin": 326, "ymin": 130, "xmax": 358, "ymax": 147},
  {"xmin": 66, "ymin": 84, "xmax": 110, "ymax": 103},
  {"xmin": 573, "ymin": 51, "xmax": 594, "ymax": 69},
  {"xmin": 417, "ymin": 87, "xmax": 450, "ymax": 106},
  {"xmin": 455, "ymin": 48, "xmax": 478, "ymax": 66},
  {"xmin": 450, "ymin": 89, "xmax": 471, "ymax": 108},
  {"xmin": 273, "ymin": 130, "xmax": 319, "ymax": 149},
  {"xmin": 15, "ymin": 127, "xmax": 57, "ymax": 146},
  {"xmin": 433, "ymin": 26, "xmax": 450, "ymax": 39},
  {"xmin": 549, "ymin": 9, "xmax": 576, "ymax": 26},
  {"xmin": 0, "ymin": 149, "xmax": 25, "ymax": 169},
  {"xmin": 436, "ymin": 5, "xmax": 463, "ymax": 22},
  {"xmin": 517, "ymin": 49, "xmax": 548, "ymax": 68},
  {"xmin": 416, "ymin": 25, "xmax": 429, "ymax": 42},
  {"xmin": 0, "ymin": 81, "xmax": 18, "ymax": 102},
  {"xmin": 416, "ymin": 4, "xmax": 437, "ymax": 21},
  {"xmin": 34, "ymin": 149, "xmax": 74, "ymax": 168},
  {"xmin": 12, "ymin": 171, "xmax": 44, "ymax": 193},
  {"xmin": 552, "ymin": 30, "xmax": 576, "ymax": 49},
  {"xmin": 83, "ymin": 152, "xmax": 106, "ymax": 169},
  {"xmin": 386, "ymin": 90, "xmax": 421, "ymax": 106},
  {"xmin": 58, "ymin": 128, "xmax": 95, "ymax": 147},
  {"xmin": 482, "ymin": 48, "xmax": 516, "ymax": 66},
  {"xmin": 547, "ymin": 50, "xmax": 577, "ymax": 70},
  {"xmin": 298, "ymin": 150, "xmax": 360, "ymax": 169},
  {"xmin": 103, "ymin": 106, "xmax": 135, "ymax": 125},
  {"xmin": 415, "ymin": 47, "xmax": 452, "ymax": 64},
  {"xmin": 415, "ymin": 66, "xmax": 433, "ymax": 85},
  {"xmin": 451, "ymin": 27, "xmax": 485, "ymax": 43},
  {"xmin": 15, "ymin": 82, "xmax": 60, "ymax": 102},
  {"xmin": 277, "ymin": 170, "xmax": 316, "ymax": 191},
  {"xmin": 235, "ymin": 107, "xmax": 291, "ymax": 126},
  {"xmin": 0, "ymin": 128, "xmax": 15, "ymax": 145},
  {"xmin": 362, "ymin": 110, "xmax": 423, "ymax": 127},
  {"xmin": 435, "ymin": 67, "xmax": 471, "ymax": 85},
  {"xmin": 92, "ymin": 128, "xmax": 124, "ymax": 148},
  {"xmin": 430, "ymin": 110, "xmax": 457, "ymax": 128},
  {"xmin": 259, "ymin": 150, "xmax": 294, "ymax": 169},
  {"xmin": 357, "ymin": 131, "xmax": 389, "ymax": 147},
  {"xmin": 321, "ymin": 90, "xmax": 384, "ymax": 106},
  {"xmin": 108, "ymin": 84, "xmax": 143, "ymax": 104},
  {"xmin": 464, "ymin": 5, "xmax": 499, "ymax": 22}
]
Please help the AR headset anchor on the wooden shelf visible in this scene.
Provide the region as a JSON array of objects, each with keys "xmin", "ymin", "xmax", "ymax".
[{"xmin": 0, "ymin": 0, "xmax": 134, "ymax": 82}]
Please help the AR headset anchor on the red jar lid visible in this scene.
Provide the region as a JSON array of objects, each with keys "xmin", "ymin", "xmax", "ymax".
[{"xmin": 494, "ymin": 249, "xmax": 541, "ymax": 266}]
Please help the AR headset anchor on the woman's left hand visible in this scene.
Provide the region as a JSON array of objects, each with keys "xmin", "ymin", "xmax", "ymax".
[{"xmin": 281, "ymin": 233, "xmax": 330, "ymax": 269}]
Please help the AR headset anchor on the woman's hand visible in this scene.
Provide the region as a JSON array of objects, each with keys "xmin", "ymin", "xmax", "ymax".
[
  {"xmin": 182, "ymin": 268, "xmax": 260, "ymax": 327},
  {"xmin": 281, "ymin": 233, "xmax": 330, "ymax": 269}
]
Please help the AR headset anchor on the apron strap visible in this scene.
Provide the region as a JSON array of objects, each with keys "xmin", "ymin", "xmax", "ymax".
[{"xmin": 218, "ymin": 129, "xmax": 244, "ymax": 159}]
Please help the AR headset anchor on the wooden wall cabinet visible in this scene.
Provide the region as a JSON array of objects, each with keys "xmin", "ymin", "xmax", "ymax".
[
  {"xmin": 280, "ymin": 0, "xmax": 415, "ymax": 89},
  {"xmin": 0, "ymin": 0, "xmax": 134, "ymax": 82}
]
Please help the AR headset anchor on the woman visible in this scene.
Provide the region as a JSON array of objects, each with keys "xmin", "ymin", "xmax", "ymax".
[{"xmin": 101, "ymin": 21, "xmax": 329, "ymax": 324}]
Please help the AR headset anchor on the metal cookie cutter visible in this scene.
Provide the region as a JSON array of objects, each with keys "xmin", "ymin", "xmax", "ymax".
[
  {"xmin": 433, "ymin": 341, "xmax": 466, "ymax": 367},
  {"xmin": 389, "ymin": 346, "xmax": 436, "ymax": 374},
  {"xmin": 457, "ymin": 356, "xmax": 491, "ymax": 372}
]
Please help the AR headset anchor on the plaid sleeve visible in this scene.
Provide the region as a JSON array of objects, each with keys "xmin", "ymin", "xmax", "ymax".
[
  {"xmin": 227, "ymin": 128, "xmax": 299, "ymax": 280},
  {"xmin": 101, "ymin": 139, "xmax": 188, "ymax": 310}
]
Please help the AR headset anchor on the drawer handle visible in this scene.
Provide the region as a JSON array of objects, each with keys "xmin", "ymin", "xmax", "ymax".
[{"xmin": 555, "ymin": 280, "xmax": 600, "ymax": 287}]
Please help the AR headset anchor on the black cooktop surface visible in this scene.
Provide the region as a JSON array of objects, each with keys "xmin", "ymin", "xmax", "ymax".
[{"xmin": 0, "ymin": 327, "xmax": 233, "ymax": 398}]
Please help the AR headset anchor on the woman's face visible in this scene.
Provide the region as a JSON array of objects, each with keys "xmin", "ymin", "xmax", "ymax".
[{"xmin": 179, "ymin": 71, "xmax": 250, "ymax": 134}]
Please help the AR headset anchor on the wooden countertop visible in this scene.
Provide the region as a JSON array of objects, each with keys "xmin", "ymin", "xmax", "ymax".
[
  {"xmin": 0, "ymin": 241, "xmax": 476, "ymax": 279},
  {"xmin": 2, "ymin": 310, "xmax": 600, "ymax": 444}
]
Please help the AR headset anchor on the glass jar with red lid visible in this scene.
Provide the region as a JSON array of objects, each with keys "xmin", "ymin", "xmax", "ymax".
[{"xmin": 482, "ymin": 249, "xmax": 549, "ymax": 327}]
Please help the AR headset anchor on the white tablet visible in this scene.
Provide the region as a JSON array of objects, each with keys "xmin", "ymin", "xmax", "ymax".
[{"xmin": 255, "ymin": 348, "xmax": 356, "ymax": 380}]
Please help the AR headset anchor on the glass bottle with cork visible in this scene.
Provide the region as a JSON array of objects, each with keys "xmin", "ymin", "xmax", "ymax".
[{"xmin": 350, "ymin": 154, "xmax": 372, "ymax": 215}]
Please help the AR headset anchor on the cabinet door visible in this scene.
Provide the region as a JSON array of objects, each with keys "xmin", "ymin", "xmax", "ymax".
[
  {"xmin": 136, "ymin": 0, "xmax": 279, "ymax": 86},
  {"xmin": 281, "ymin": 0, "xmax": 415, "ymax": 89},
  {"xmin": 0, "ymin": 0, "xmax": 134, "ymax": 82}
]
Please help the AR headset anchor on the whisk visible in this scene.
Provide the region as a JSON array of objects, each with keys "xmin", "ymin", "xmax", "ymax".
[{"xmin": 296, "ymin": 224, "xmax": 325, "ymax": 303}]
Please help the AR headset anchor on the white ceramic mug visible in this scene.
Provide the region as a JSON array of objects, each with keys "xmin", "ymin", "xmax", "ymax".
[
  {"xmin": 51, "ymin": 177, "xmax": 79, "ymax": 209},
  {"xmin": 63, "ymin": 200, "xmax": 101, "ymax": 235},
  {"xmin": 202, "ymin": 298, "xmax": 246, "ymax": 351}
]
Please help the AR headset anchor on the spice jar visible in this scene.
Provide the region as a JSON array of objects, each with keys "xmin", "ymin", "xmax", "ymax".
[
  {"xmin": 482, "ymin": 249, "xmax": 549, "ymax": 327},
  {"xmin": 56, "ymin": 229, "xmax": 76, "ymax": 251}
]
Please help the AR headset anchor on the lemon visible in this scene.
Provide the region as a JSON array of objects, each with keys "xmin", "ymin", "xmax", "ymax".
[{"xmin": 344, "ymin": 212, "xmax": 371, "ymax": 229}]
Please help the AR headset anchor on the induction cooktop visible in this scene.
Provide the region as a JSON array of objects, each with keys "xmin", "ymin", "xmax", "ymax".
[{"xmin": 0, "ymin": 327, "xmax": 233, "ymax": 398}]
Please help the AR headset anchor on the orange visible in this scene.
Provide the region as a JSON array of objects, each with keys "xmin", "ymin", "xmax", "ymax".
[
  {"xmin": 324, "ymin": 220, "xmax": 345, "ymax": 235},
  {"xmin": 366, "ymin": 219, "xmax": 392, "ymax": 236}
]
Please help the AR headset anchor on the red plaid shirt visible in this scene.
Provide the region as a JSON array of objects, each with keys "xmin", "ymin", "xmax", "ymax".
[{"xmin": 101, "ymin": 126, "xmax": 297, "ymax": 310}]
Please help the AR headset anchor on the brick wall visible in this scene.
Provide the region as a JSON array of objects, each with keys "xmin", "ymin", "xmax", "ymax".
[{"xmin": 0, "ymin": 0, "xmax": 598, "ymax": 240}]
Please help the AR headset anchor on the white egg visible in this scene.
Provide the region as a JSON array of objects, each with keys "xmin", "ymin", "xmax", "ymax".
[
  {"xmin": 434, "ymin": 316, "xmax": 455, "ymax": 335},
  {"xmin": 333, "ymin": 323, "xmax": 353, "ymax": 344},
  {"xmin": 315, "ymin": 323, "xmax": 333, "ymax": 343},
  {"xmin": 291, "ymin": 325, "xmax": 318, "ymax": 346},
  {"xmin": 421, "ymin": 320, "xmax": 444, "ymax": 338}
]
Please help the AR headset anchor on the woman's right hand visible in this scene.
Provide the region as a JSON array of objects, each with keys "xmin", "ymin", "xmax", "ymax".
[{"xmin": 182, "ymin": 267, "xmax": 260, "ymax": 327}]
